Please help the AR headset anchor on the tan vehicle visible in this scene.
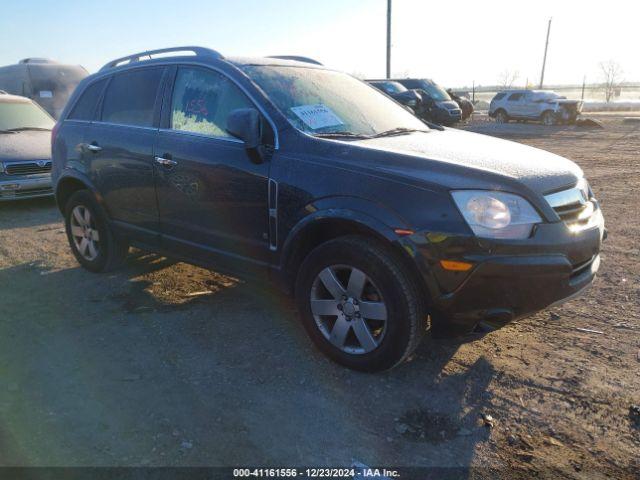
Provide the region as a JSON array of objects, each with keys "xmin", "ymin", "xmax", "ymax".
[{"xmin": 0, "ymin": 58, "xmax": 88, "ymax": 119}]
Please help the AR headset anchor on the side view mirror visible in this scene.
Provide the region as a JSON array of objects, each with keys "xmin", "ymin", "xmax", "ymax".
[{"xmin": 226, "ymin": 108, "xmax": 261, "ymax": 150}]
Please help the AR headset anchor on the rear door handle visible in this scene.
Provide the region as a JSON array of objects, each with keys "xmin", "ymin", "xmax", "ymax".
[
  {"xmin": 154, "ymin": 156, "xmax": 177, "ymax": 167},
  {"xmin": 86, "ymin": 143, "xmax": 102, "ymax": 152}
]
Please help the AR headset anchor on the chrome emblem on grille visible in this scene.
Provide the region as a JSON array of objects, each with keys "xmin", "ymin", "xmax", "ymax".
[{"xmin": 37, "ymin": 160, "xmax": 46, "ymax": 167}]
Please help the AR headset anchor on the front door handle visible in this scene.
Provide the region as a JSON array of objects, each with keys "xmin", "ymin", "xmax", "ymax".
[
  {"xmin": 155, "ymin": 156, "xmax": 177, "ymax": 167},
  {"xmin": 86, "ymin": 143, "xmax": 102, "ymax": 152}
]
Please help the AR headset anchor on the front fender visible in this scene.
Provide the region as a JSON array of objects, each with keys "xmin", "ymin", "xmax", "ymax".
[{"xmin": 279, "ymin": 195, "xmax": 410, "ymax": 270}]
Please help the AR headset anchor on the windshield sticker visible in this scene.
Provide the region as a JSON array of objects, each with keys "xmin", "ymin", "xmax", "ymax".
[
  {"xmin": 290, "ymin": 104, "xmax": 344, "ymax": 130},
  {"xmin": 39, "ymin": 91, "xmax": 53, "ymax": 98}
]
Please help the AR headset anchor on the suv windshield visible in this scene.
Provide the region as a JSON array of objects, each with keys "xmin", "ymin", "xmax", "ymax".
[
  {"xmin": 377, "ymin": 81, "xmax": 407, "ymax": 94},
  {"xmin": 533, "ymin": 91, "xmax": 564, "ymax": 101},
  {"xmin": 244, "ymin": 66, "xmax": 427, "ymax": 137},
  {"xmin": 415, "ymin": 81, "xmax": 451, "ymax": 102},
  {"xmin": 0, "ymin": 100, "xmax": 55, "ymax": 131}
]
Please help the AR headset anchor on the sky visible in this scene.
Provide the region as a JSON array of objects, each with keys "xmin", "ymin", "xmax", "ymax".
[{"xmin": 0, "ymin": 0, "xmax": 636, "ymax": 88}]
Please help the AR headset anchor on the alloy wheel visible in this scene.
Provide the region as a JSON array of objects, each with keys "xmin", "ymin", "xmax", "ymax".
[
  {"xmin": 70, "ymin": 205, "xmax": 101, "ymax": 261},
  {"xmin": 543, "ymin": 112, "xmax": 555, "ymax": 126},
  {"xmin": 310, "ymin": 265, "xmax": 388, "ymax": 354}
]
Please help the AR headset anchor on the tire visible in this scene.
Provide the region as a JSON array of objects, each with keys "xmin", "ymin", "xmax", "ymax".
[
  {"xmin": 495, "ymin": 110, "xmax": 509, "ymax": 124},
  {"xmin": 64, "ymin": 190, "xmax": 128, "ymax": 273},
  {"xmin": 295, "ymin": 235, "xmax": 427, "ymax": 372},
  {"xmin": 541, "ymin": 110, "xmax": 556, "ymax": 126}
]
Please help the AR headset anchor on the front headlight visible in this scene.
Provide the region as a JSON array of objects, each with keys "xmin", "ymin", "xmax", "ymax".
[
  {"xmin": 407, "ymin": 99, "xmax": 418, "ymax": 107},
  {"xmin": 451, "ymin": 190, "xmax": 542, "ymax": 239}
]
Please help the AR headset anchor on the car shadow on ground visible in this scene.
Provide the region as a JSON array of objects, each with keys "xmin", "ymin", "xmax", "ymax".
[
  {"xmin": 0, "ymin": 197, "xmax": 59, "ymax": 229},
  {"xmin": 0, "ymin": 254, "xmax": 495, "ymax": 471}
]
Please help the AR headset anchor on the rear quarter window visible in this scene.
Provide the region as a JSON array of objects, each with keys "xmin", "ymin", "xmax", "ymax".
[
  {"xmin": 101, "ymin": 68, "xmax": 164, "ymax": 127},
  {"xmin": 68, "ymin": 79, "xmax": 107, "ymax": 121}
]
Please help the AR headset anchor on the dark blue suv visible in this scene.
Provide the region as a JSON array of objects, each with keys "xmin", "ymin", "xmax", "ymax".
[{"xmin": 52, "ymin": 47, "xmax": 605, "ymax": 371}]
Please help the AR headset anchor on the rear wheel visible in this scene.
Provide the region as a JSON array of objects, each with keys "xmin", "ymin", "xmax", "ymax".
[
  {"xmin": 295, "ymin": 236, "xmax": 427, "ymax": 372},
  {"xmin": 495, "ymin": 110, "xmax": 509, "ymax": 124},
  {"xmin": 64, "ymin": 190, "xmax": 128, "ymax": 272}
]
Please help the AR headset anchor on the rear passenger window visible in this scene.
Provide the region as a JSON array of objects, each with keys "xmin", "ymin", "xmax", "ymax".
[
  {"xmin": 170, "ymin": 67, "xmax": 253, "ymax": 138},
  {"xmin": 101, "ymin": 68, "xmax": 163, "ymax": 127},
  {"xmin": 508, "ymin": 93, "xmax": 524, "ymax": 101},
  {"xmin": 68, "ymin": 79, "xmax": 107, "ymax": 120}
]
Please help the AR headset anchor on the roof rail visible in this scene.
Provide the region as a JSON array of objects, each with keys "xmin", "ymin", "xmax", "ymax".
[
  {"xmin": 267, "ymin": 55, "xmax": 323, "ymax": 66},
  {"xmin": 100, "ymin": 46, "xmax": 223, "ymax": 72},
  {"xmin": 19, "ymin": 58, "xmax": 57, "ymax": 64}
]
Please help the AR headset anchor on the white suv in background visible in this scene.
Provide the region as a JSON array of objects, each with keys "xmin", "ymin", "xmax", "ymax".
[{"xmin": 489, "ymin": 90, "xmax": 583, "ymax": 125}]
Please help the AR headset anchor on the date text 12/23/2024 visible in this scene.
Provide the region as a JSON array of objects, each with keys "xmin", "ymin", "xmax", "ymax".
[{"xmin": 233, "ymin": 468, "xmax": 400, "ymax": 478}]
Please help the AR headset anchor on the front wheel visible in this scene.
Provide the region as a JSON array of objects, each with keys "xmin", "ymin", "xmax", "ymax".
[
  {"xmin": 494, "ymin": 110, "xmax": 509, "ymax": 124},
  {"xmin": 541, "ymin": 110, "xmax": 556, "ymax": 126},
  {"xmin": 295, "ymin": 236, "xmax": 427, "ymax": 372},
  {"xmin": 64, "ymin": 190, "xmax": 128, "ymax": 272}
]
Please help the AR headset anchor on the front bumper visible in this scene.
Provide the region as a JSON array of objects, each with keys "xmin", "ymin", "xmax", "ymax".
[
  {"xmin": 434, "ymin": 108, "xmax": 462, "ymax": 125},
  {"xmin": 0, "ymin": 175, "xmax": 53, "ymax": 201},
  {"xmin": 401, "ymin": 214, "xmax": 605, "ymax": 335}
]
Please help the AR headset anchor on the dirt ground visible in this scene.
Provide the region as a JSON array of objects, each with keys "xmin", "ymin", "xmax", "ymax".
[{"xmin": 0, "ymin": 115, "xmax": 638, "ymax": 478}]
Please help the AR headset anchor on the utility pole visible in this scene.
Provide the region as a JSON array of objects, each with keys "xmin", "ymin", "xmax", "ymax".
[
  {"xmin": 581, "ymin": 75, "xmax": 586, "ymax": 100},
  {"xmin": 386, "ymin": 0, "xmax": 392, "ymax": 78},
  {"xmin": 539, "ymin": 17, "xmax": 552, "ymax": 88}
]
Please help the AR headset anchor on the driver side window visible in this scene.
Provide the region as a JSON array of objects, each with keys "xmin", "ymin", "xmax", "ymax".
[{"xmin": 171, "ymin": 67, "xmax": 253, "ymax": 138}]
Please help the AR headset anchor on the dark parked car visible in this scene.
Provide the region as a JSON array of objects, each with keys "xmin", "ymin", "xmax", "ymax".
[
  {"xmin": 0, "ymin": 58, "xmax": 88, "ymax": 119},
  {"xmin": 393, "ymin": 78, "xmax": 462, "ymax": 126},
  {"xmin": 0, "ymin": 92, "xmax": 55, "ymax": 200},
  {"xmin": 52, "ymin": 47, "xmax": 605, "ymax": 371},
  {"xmin": 368, "ymin": 80, "xmax": 421, "ymax": 110}
]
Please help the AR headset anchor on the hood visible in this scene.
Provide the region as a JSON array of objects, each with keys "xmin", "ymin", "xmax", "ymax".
[
  {"xmin": 0, "ymin": 130, "xmax": 51, "ymax": 162},
  {"xmin": 436, "ymin": 100, "xmax": 460, "ymax": 111},
  {"xmin": 347, "ymin": 128, "xmax": 582, "ymax": 195},
  {"xmin": 393, "ymin": 90, "xmax": 421, "ymax": 103}
]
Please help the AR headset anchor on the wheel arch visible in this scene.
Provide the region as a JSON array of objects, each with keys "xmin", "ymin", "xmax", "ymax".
[
  {"xmin": 55, "ymin": 173, "xmax": 103, "ymax": 214},
  {"xmin": 279, "ymin": 209, "xmax": 431, "ymax": 308}
]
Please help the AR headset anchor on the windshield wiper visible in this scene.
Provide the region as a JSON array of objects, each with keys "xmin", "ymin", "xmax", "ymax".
[
  {"xmin": 313, "ymin": 131, "xmax": 371, "ymax": 139},
  {"xmin": 371, "ymin": 127, "xmax": 431, "ymax": 138},
  {"xmin": 5, "ymin": 127, "xmax": 52, "ymax": 132},
  {"xmin": 422, "ymin": 121, "xmax": 445, "ymax": 131}
]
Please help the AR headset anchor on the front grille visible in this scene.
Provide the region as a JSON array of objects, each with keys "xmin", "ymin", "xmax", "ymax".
[
  {"xmin": 554, "ymin": 201, "xmax": 588, "ymax": 222},
  {"xmin": 545, "ymin": 182, "xmax": 600, "ymax": 231},
  {"xmin": 4, "ymin": 161, "xmax": 52, "ymax": 176}
]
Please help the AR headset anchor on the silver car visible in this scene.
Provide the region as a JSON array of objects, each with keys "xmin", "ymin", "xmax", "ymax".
[
  {"xmin": 0, "ymin": 92, "xmax": 55, "ymax": 201},
  {"xmin": 489, "ymin": 90, "xmax": 583, "ymax": 125}
]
